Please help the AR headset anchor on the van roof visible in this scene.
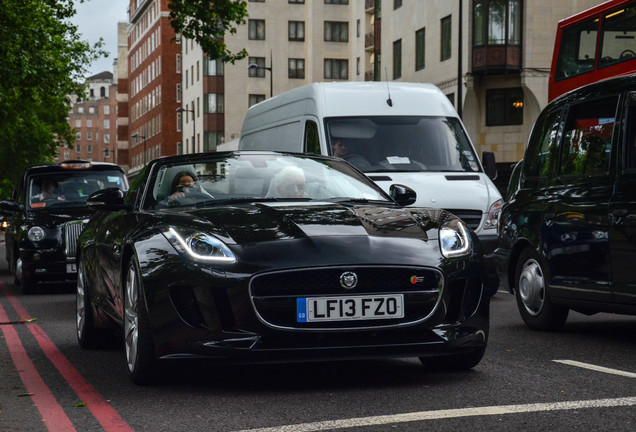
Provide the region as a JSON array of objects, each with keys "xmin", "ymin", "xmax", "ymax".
[{"xmin": 246, "ymin": 81, "xmax": 459, "ymax": 118}]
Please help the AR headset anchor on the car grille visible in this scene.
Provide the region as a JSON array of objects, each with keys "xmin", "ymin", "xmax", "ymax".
[
  {"xmin": 250, "ymin": 266, "xmax": 443, "ymax": 330},
  {"xmin": 443, "ymin": 209, "xmax": 482, "ymax": 230},
  {"xmin": 64, "ymin": 220, "xmax": 87, "ymax": 260}
]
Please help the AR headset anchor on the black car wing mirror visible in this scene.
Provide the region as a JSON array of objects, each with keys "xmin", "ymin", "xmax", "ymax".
[
  {"xmin": 482, "ymin": 151, "xmax": 497, "ymax": 180},
  {"xmin": 87, "ymin": 188, "xmax": 127, "ymax": 211},
  {"xmin": 0, "ymin": 199, "xmax": 22, "ymax": 215},
  {"xmin": 389, "ymin": 184, "xmax": 417, "ymax": 207}
]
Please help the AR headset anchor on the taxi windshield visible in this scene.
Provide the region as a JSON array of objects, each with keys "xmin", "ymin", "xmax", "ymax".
[{"xmin": 28, "ymin": 170, "xmax": 127, "ymax": 210}]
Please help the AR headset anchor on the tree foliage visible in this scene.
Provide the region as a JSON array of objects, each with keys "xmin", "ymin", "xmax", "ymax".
[
  {"xmin": 168, "ymin": 0, "xmax": 249, "ymax": 64},
  {"xmin": 0, "ymin": 0, "xmax": 105, "ymax": 198}
]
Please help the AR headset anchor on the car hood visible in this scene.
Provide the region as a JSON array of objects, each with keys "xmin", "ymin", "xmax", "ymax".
[
  {"xmin": 26, "ymin": 207, "xmax": 93, "ymax": 228},
  {"xmin": 154, "ymin": 202, "xmax": 455, "ymax": 246}
]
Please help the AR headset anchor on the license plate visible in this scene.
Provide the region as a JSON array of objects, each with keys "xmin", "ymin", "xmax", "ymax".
[
  {"xmin": 297, "ymin": 294, "xmax": 404, "ymax": 322},
  {"xmin": 66, "ymin": 263, "xmax": 77, "ymax": 273}
]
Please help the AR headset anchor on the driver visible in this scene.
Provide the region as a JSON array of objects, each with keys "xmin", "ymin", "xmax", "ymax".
[
  {"xmin": 33, "ymin": 178, "xmax": 65, "ymax": 202},
  {"xmin": 168, "ymin": 171, "xmax": 212, "ymax": 203}
]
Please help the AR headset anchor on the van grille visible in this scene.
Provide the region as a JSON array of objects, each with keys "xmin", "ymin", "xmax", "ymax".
[
  {"xmin": 64, "ymin": 220, "xmax": 87, "ymax": 260},
  {"xmin": 443, "ymin": 209, "xmax": 482, "ymax": 231}
]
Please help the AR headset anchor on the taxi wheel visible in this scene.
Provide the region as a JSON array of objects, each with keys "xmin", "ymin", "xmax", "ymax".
[
  {"xmin": 515, "ymin": 248, "xmax": 569, "ymax": 331},
  {"xmin": 16, "ymin": 258, "xmax": 37, "ymax": 294},
  {"xmin": 124, "ymin": 257, "xmax": 158, "ymax": 385},
  {"xmin": 76, "ymin": 259, "xmax": 103, "ymax": 349},
  {"xmin": 419, "ymin": 345, "xmax": 486, "ymax": 371}
]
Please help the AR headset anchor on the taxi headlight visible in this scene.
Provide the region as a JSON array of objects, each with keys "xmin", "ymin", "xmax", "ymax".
[
  {"xmin": 439, "ymin": 219, "xmax": 472, "ymax": 258},
  {"xmin": 163, "ymin": 227, "xmax": 236, "ymax": 263},
  {"xmin": 27, "ymin": 226, "xmax": 46, "ymax": 242}
]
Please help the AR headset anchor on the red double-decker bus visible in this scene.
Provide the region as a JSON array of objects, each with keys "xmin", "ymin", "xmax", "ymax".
[{"xmin": 549, "ymin": 0, "xmax": 636, "ymax": 101}]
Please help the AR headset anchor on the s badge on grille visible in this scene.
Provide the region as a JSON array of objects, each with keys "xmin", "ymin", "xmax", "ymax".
[{"xmin": 340, "ymin": 271, "xmax": 358, "ymax": 289}]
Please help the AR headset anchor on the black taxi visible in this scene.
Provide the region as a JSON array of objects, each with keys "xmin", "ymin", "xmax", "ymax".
[
  {"xmin": 495, "ymin": 73, "xmax": 636, "ymax": 330},
  {"xmin": 1, "ymin": 160, "xmax": 128, "ymax": 293}
]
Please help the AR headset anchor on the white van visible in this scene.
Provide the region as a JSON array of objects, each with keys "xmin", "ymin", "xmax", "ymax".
[{"xmin": 239, "ymin": 82, "xmax": 502, "ymax": 253}]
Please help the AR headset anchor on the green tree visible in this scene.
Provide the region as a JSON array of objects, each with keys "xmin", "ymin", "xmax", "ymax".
[
  {"xmin": 0, "ymin": 0, "xmax": 105, "ymax": 198},
  {"xmin": 168, "ymin": 0, "xmax": 249, "ymax": 63}
]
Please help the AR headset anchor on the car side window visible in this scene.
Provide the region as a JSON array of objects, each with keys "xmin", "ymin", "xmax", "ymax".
[
  {"xmin": 559, "ymin": 96, "xmax": 618, "ymax": 177},
  {"xmin": 523, "ymin": 108, "xmax": 562, "ymax": 178},
  {"xmin": 303, "ymin": 120, "xmax": 320, "ymax": 154},
  {"xmin": 626, "ymin": 93, "xmax": 636, "ymax": 170}
]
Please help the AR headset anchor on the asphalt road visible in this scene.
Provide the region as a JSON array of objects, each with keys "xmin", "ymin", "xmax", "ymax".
[{"xmin": 1, "ymin": 230, "xmax": 636, "ymax": 431}]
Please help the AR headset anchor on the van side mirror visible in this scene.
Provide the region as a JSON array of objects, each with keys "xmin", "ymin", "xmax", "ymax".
[
  {"xmin": 482, "ymin": 151, "xmax": 497, "ymax": 180},
  {"xmin": 87, "ymin": 188, "xmax": 127, "ymax": 211},
  {"xmin": 0, "ymin": 199, "xmax": 22, "ymax": 215},
  {"xmin": 389, "ymin": 184, "xmax": 417, "ymax": 206}
]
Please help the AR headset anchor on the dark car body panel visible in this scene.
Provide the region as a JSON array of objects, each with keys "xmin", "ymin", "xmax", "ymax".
[
  {"xmin": 79, "ymin": 152, "xmax": 498, "ymax": 364},
  {"xmin": 495, "ymin": 73, "xmax": 636, "ymax": 316}
]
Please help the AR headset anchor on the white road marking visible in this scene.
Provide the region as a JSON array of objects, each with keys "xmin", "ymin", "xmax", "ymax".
[
  {"xmin": 554, "ymin": 360, "xmax": 636, "ymax": 378},
  {"xmin": 235, "ymin": 396, "xmax": 636, "ymax": 432}
]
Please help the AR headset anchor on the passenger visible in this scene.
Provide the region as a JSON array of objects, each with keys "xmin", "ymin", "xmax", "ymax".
[
  {"xmin": 267, "ymin": 166, "xmax": 306, "ymax": 198},
  {"xmin": 168, "ymin": 171, "xmax": 212, "ymax": 203}
]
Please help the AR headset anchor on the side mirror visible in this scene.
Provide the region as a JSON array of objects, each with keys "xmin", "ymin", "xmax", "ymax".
[
  {"xmin": 389, "ymin": 184, "xmax": 417, "ymax": 206},
  {"xmin": 482, "ymin": 151, "xmax": 497, "ymax": 180},
  {"xmin": 0, "ymin": 199, "xmax": 21, "ymax": 215},
  {"xmin": 87, "ymin": 188, "xmax": 127, "ymax": 211}
]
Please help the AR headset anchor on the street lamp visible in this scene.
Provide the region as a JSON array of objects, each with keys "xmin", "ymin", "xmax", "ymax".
[
  {"xmin": 131, "ymin": 133, "xmax": 147, "ymax": 166},
  {"xmin": 247, "ymin": 52, "xmax": 273, "ymax": 98},
  {"xmin": 176, "ymin": 107, "xmax": 196, "ymax": 154}
]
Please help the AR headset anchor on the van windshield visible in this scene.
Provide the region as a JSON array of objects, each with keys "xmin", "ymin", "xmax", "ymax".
[{"xmin": 325, "ymin": 116, "xmax": 482, "ymax": 173}]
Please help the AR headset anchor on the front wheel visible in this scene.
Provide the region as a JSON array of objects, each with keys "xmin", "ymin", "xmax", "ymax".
[
  {"xmin": 76, "ymin": 259, "xmax": 103, "ymax": 349},
  {"xmin": 515, "ymin": 248, "xmax": 568, "ymax": 331},
  {"xmin": 124, "ymin": 256, "xmax": 157, "ymax": 385},
  {"xmin": 16, "ymin": 258, "xmax": 37, "ymax": 294}
]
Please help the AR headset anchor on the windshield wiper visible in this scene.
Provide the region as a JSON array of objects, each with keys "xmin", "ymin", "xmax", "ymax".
[
  {"xmin": 327, "ymin": 197, "xmax": 390, "ymax": 205},
  {"xmin": 194, "ymin": 197, "xmax": 279, "ymax": 207}
]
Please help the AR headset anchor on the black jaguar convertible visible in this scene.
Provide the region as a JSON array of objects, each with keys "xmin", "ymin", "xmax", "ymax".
[{"xmin": 76, "ymin": 151, "xmax": 498, "ymax": 384}]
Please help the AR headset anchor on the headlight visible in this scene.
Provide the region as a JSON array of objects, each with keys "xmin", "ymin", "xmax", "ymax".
[
  {"xmin": 163, "ymin": 227, "xmax": 236, "ymax": 263},
  {"xmin": 439, "ymin": 219, "xmax": 472, "ymax": 258},
  {"xmin": 27, "ymin": 226, "xmax": 45, "ymax": 242},
  {"xmin": 483, "ymin": 198, "xmax": 503, "ymax": 230}
]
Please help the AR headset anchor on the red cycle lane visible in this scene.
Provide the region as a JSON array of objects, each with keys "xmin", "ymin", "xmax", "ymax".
[{"xmin": 0, "ymin": 281, "xmax": 133, "ymax": 432}]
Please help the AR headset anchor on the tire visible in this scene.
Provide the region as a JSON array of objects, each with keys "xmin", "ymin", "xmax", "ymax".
[
  {"xmin": 16, "ymin": 257, "xmax": 37, "ymax": 294},
  {"xmin": 124, "ymin": 257, "xmax": 158, "ymax": 385},
  {"xmin": 419, "ymin": 345, "xmax": 487, "ymax": 371},
  {"xmin": 515, "ymin": 247, "xmax": 569, "ymax": 331},
  {"xmin": 76, "ymin": 259, "xmax": 103, "ymax": 349}
]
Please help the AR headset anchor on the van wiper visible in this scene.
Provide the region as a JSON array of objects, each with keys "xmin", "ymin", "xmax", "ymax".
[
  {"xmin": 195, "ymin": 197, "xmax": 279, "ymax": 207},
  {"xmin": 328, "ymin": 197, "xmax": 390, "ymax": 205}
]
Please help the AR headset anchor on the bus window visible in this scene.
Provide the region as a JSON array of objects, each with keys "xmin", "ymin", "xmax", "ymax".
[
  {"xmin": 599, "ymin": 5, "xmax": 636, "ymax": 68},
  {"xmin": 554, "ymin": 19, "xmax": 598, "ymax": 81}
]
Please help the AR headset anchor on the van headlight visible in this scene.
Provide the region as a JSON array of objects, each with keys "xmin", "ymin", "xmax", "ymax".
[
  {"xmin": 439, "ymin": 219, "xmax": 472, "ymax": 258},
  {"xmin": 27, "ymin": 226, "xmax": 46, "ymax": 242},
  {"xmin": 483, "ymin": 198, "xmax": 503, "ymax": 230},
  {"xmin": 163, "ymin": 227, "xmax": 236, "ymax": 263}
]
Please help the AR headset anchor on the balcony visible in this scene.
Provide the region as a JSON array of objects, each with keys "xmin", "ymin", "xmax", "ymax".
[
  {"xmin": 472, "ymin": 44, "xmax": 521, "ymax": 75},
  {"xmin": 365, "ymin": 32, "xmax": 374, "ymax": 51},
  {"xmin": 365, "ymin": 0, "xmax": 375, "ymax": 12}
]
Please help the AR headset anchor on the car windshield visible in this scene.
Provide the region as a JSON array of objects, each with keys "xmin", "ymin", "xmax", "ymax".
[
  {"xmin": 146, "ymin": 153, "xmax": 390, "ymax": 209},
  {"xmin": 28, "ymin": 170, "xmax": 127, "ymax": 210},
  {"xmin": 325, "ymin": 116, "xmax": 481, "ymax": 173}
]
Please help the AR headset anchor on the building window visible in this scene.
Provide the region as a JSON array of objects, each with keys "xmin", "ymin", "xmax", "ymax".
[
  {"xmin": 288, "ymin": 58, "xmax": 305, "ymax": 79},
  {"xmin": 100, "ymin": 87, "xmax": 106, "ymax": 98},
  {"xmin": 441, "ymin": 15, "xmax": 452, "ymax": 61},
  {"xmin": 325, "ymin": 21, "xmax": 348, "ymax": 42},
  {"xmin": 249, "ymin": 0, "xmax": 265, "ymax": 2},
  {"xmin": 289, "ymin": 0, "xmax": 304, "ymax": 3},
  {"xmin": 393, "ymin": 39, "xmax": 402, "ymax": 79},
  {"xmin": 104, "ymin": 105, "xmax": 110, "ymax": 114},
  {"xmin": 103, "ymin": 148, "xmax": 110, "ymax": 158},
  {"xmin": 87, "ymin": 145, "xmax": 92, "ymax": 153},
  {"xmin": 249, "ymin": 19, "xmax": 266, "ymax": 40},
  {"xmin": 248, "ymin": 57, "xmax": 266, "ymax": 77},
  {"xmin": 78, "ymin": 107, "xmax": 84, "ymax": 114},
  {"xmin": 176, "ymin": 84, "xmax": 182, "ymax": 102},
  {"xmin": 75, "ymin": 144, "xmax": 81, "ymax": 153},
  {"xmin": 486, "ymin": 88, "xmax": 524, "ymax": 126},
  {"xmin": 75, "ymin": 119, "xmax": 81, "ymax": 128},
  {"xmin": 289, "ymin": 21, "xmax": 305, "ymax": 41},
  {"xmin": 87, "ymin": 119, "xmax": 92, "ymax": 127},
  {"xmin": 76, "ymin": 132, "xmax": 81, "ymax": 140},
  {"xmin": 473, "ymin": 0, "xmax": 522, "ymax": 47},
  {"xmin": 394, "ymin": 0, "xmax": 402, "ymax": 9},
  {"xmin": 204, "ymin": 94, "xmax": 225, "ymax": 114},
  {"xmin": 204, "ymin": 58, "xmax": 224, "ymax": 76},
  {"xmin": 325, "ymin": 0, "xmax": 348, "ymax": 4},
  {"xmin": 104, "ymin": 134, "xmax": 110, "ymax": 143},
  {"xmin": 356, "ymin": 57, "xmax": 360, "ymax": 75},
  {"xmin": 177, "ymin": 54, "xmax": 181, "ymax": 73},
  {"xmin": 357, "ymin": 19, "xmax": 360, "ymax": 37},
  {"xmin": 324, "ymin": 59, "xmax": 348, "ymax": 79},
  {"xmin": 177, "ymin": 113, "xmax": 182, "ymax": 132},
  {"xmin": 87, "ymin": 132, "xmax": 92, "ymax": 141},
  {"xmin": 89, "ymin": 106, "xmax": 95, "ymax": 114},
  {"xmin": 447, "ymin": 93, "xmax": 455, "ymax": 107},
  {"xmin": 204, "ymin": 132, "xmax": 223, "ymax": 152},
  {"xmin": 415, "ymin": 27, "xmax": 425, "ymax": 71},
  {"xmin": 249, "ymin": 94, "xmax": 266, "ymax": 107},
  {"xmin": 104, "ymin": 119, "xmax": 110, "ymax": 129}
]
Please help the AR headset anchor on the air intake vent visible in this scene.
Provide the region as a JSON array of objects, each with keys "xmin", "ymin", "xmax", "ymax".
[
  {"xmin": 64, "ymin": 220, "xmax": 87, "ymax": 259},
  {"xmin": 368, "ymin": 175, "xmax": 393, "ymax": 182},
  {"xmin": 445, "ymin": 175, "xmax": 480, "ymax": 181},
  {"xmin": 444, "ymin": 209, "xmax": 482, "ymax": 230}
]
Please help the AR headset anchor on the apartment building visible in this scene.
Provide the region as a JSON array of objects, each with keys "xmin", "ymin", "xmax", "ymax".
[
  {"xmin": 127, "ymin": 0, "xmax": 181, "ymax": 176},
  {"xmin": 178, "ymin": 0, "xmax": 601, "ymax": 181},
  {"xmin": 115, "ymin": 21, "xmax": 130, "ymax": 173},
  {"xmin": 63, "ymin": 72, "xmax": 118, "ymax": 163}
]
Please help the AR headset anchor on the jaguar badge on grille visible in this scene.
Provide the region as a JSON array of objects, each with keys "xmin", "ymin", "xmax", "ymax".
[{"xmin": 339, "ymin": 271, "xmax": 358, "ymax": 289}]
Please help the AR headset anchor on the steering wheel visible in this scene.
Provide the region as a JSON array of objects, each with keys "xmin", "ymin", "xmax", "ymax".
[{"xmin": 620, "ymin": 49, "xmax": 636, "ymax": 59}]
